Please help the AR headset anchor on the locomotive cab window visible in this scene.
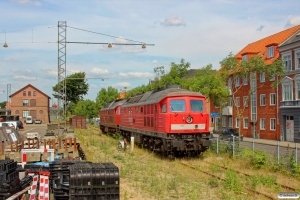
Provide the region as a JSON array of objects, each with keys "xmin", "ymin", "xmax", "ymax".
[
  {"xmin": 190, "ymin": 100, "xmax": 204, "ymax": 112},
  {"xmin": 161, "ymin": 104, "xmax": 167, "ymax": 113},
  {"xmin": 170, "ymin": 100, "xmax": 185, "ymax": 112}
]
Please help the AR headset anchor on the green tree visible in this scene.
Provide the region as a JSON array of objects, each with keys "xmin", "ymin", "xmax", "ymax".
[
  {"xmin": 74, "ymin": 99, "xmax": 97, "ymax": 119},
  {"xmin": 52, "ymin": 72, "xmax": 89, "ymax": 105},
  {"xmin": 219, "ymin": 53, "xmax": 285, "ymax": 141},
  {"xmin": 0, "ymin": 101, "xmax": 7, "ymax": 108},
  {"xmin": 95, "ymin": 86, "xmax": 119, "ymax": 111}
]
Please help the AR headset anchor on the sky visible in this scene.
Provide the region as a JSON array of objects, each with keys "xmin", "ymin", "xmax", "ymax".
[{"xmin": 1, "ymin": 0, "xmax": 300, "ymax": 104}]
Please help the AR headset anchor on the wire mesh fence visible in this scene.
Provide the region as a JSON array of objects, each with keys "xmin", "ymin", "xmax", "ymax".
[{"xmin": 210, "ymin": 136, "xmax": 300, "ymax": 168}]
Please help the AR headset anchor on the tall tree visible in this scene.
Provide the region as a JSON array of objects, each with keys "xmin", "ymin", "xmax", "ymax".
[
  {"xmin": 74, "ymin": 99, "xmax": 97, "ymax": 119},
  {"xmin": 52, "ymin": 72, "xmax": 89, "ymax": 105},
  {"xmin": 0, "ymin": 101, "xmax": 7, "ymax": 108},
  {"xmin": 95, "ymin": 87, "xmax": 119, "ymax": 111},
  {"xmin": 219, "ymin": 53, "xmax": 285, "ymax": 141}
]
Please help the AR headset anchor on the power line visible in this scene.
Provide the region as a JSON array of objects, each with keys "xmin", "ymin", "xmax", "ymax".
[{"xmin": 67, "ymin": 26, "xmax": 145, "ymax": 44}]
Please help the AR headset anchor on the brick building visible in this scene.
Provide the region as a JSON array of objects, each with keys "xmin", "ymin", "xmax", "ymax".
[
  {"xmin": 210, "ymin": 25, "xmax": 300, "ymax": 141},
  {"xmin": 278, "ymin": 29, "xmax": 300, "ymax": 142},
  {"xmin": 10, "ymin": 84, "xmax": 51, "ymax": 124}
]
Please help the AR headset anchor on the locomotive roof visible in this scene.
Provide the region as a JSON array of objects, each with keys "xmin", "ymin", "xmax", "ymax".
[
  {"xmin": 101, "ymin": 99, "xmax": 127, "ymax": 110},
  {"xmin": 122, "ymin": 87, "xmax": 204, "ymax": 107}
]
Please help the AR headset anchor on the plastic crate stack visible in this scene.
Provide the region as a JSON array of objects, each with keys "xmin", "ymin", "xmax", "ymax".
[
  {"xmin": 0, "ymin": 160, "xmax": 20, "ymax": 200},
  {"xmin": 49, "ymin": 161, "xmax": 120, "ymax": 200}
]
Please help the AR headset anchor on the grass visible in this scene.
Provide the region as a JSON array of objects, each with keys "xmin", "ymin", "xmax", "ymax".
[{"xmin": 74, "ymin": 126, "xmax": 300, "ymax": 200}]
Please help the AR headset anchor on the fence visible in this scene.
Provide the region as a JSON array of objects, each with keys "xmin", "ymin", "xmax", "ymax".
[{"xmin": 210, "ymin": 136, "xmax": 299, "ymax": 166}]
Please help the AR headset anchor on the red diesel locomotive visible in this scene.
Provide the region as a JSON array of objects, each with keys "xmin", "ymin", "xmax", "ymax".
[{"xmin": 100, "ymin": 85, "xmax": 211, "ymax": 158}]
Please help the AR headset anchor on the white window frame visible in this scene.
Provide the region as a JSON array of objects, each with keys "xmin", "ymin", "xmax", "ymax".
[
  {"xmin": 269, "ymin": 74, "xmax": 275, "ymax": 81},
  {"xmin": 270, "ymin": 93, "xmax": 276, "ymax": 105},
  {"xmin": 235, "ymin": 76, "xmax": 240, "ymax": 87},
  {"xmin": 228, "ymin": 97, "xmax": 233, "ymax": 106},
  {"xmin": 294, "ymin": 75, "xmax": 300, "ymax": 100},
  {"xmin": 243, "ymin": 96, "xmax": 248, "ymax": 107},
  {"xmin": 282, "ymin": 51, "xmax": 292, "ymax": 71},
  {"xmin": 295, "ymin": 48, "xmax": 300, "ymax": 70},
  {"xmin": 260, "ymin": 118, "xmax": 266, "ymax": 130},
  {"xmin": 243, "ymin": 75, "xmax": 248, "ymax": 85},
  {"xmin": 236, "ymin": 97, "xmax": 240, "ymax": 107},
  {"xmin": 236, "ymin": 117, "xmax": 240, "ymax": 128},
  {"xmin": 270, "ymin": 118, "xmax": 276, "ymax": 131},
  {"xmin": 267, "ymin": 46, "xmax": 274, "ymax": 58},
  {"xmin": 260, "ymin": 94, "xmax": 266, "ymax": 106},
  {"xmin": 228, "ymin": 77, "xmax": 232, "ymax": 88},
  {"xmin": 228, "ymin": 116, "xmax": 233, "ymax": 128},
  {"xmin": 22, "ymin": 110, "xmax": 29, "ymax": 117},
  {"xmin": 260, "ymin": 71, "xmax": 265, "ymax": 83},
  {"xmin": 283, "ymin": 84, "xmax": 293, "ymax": 101},
  {"xmin": 243, "ymin": 117, "xmax": 248, "ymax": 129},
  {"xmin": 222, "ymin": 117, "xmax": 226, "ymax": 127}
]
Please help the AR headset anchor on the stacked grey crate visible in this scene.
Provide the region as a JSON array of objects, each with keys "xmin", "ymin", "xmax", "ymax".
[
  {"xmin": 0, "ymin": 160, "xmax": 20, "ymax": 199},
  {"xmin": 49, "ymin": 161, "xmax": 120, "ymax": 200}
]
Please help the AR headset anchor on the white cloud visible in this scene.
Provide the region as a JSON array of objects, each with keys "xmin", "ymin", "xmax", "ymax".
[
  {"xmin": 113, "ymin": 82, "xmax": 131, "ymax": 88},
  {"xmin": 11, "ymin": 0, "xmax": 41, "ymax": 6},
  {"xmin": 115, "ymin": 37, "xmax": 127, "ymax": 43},
  {"xmin": 285, "ymin": 15, "xmax": 300, "ymax": 28},
  {"xmin": 124, "ymin": 46, "xmax": 145, "ymax": 53},
  {"xmin": 118, "ymin": 72, "xmax": 153, "ymax": 79},
  {"xmin": 2, "ymin": 58, "xmax": 18, "ymax": 63},
  {"xmin": 152, "ymin": 60, "xmax": 157, "ymax": 64},
  {"xmin": 91, "ymin": 68, "xmax": 109, "ymax": 74},
  {"xmin": 13, "ymin": 75, "xmax": 36, "ymax": 80},
  {"xmin": 162, "ymin": 15, "xmax": 186, "ymax": 26}
]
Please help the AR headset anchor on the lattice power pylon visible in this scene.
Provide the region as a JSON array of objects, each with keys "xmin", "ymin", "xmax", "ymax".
[{"xmin": 57, "ymin": 21, "xmax": 67, "ymax": 126}]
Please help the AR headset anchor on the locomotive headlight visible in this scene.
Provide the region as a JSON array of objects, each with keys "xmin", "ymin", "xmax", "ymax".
[{"xmin": 186, "ymin": 116, "xmax": 193, "ymax": 123}]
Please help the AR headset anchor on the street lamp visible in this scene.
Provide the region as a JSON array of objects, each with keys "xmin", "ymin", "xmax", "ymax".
[{"xmin": 3, "ymin": 32, "xmax": 8, "ymax": 48}]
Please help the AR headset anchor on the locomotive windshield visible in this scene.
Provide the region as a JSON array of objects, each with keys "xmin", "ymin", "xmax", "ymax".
[
  {"xmin": 190, "ymin": 100, "xmax": 204, "ymax": 112},
  {"xmin": 170, "ymin": 100, "xmax": 185, "ymax": 112}
]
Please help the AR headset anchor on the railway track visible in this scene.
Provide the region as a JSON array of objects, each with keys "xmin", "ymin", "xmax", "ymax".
[{"xmin": 180, "ymin": 161, "xmax": 293, "ymax": 200}]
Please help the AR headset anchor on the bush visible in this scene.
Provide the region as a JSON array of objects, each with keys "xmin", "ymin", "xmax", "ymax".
[{"xmin": 222, "ymin": 170, "xmax": 242, "ymax": 194}]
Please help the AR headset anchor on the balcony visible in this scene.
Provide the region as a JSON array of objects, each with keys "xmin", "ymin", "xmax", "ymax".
[
  {"xmin": 222, "ymin": 106, "xmax": 233, "ymax": 115},
  {"xmin": 280, "ymin": 100, "xmax": 300, "ymax": 107}
]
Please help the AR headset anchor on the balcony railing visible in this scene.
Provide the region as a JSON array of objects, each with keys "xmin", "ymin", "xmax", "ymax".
[
  {"xmin": 280, "ymin": 100, "xmax": 300, "ymax": 107},
  {"xmin": 222, "ymin": 106, "xmax": 233, "ymax": 115}
]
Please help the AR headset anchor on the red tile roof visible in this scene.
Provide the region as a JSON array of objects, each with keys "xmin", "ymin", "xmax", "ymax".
[{"xmin": 236, "ymin": 25, "xmax": 300, "ymax": 64}]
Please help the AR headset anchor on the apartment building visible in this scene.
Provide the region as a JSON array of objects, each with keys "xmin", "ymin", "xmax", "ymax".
[
  {"xmin": 278, "ymin": 29, "xmax": 300, "ymax": 142},
  {"xmin": 9, "ymin": 84, "xmax": 51, "ymax": 124},
  {"xmin": 210, "ymin": 25, "xmax": 300, "ymax": 141}
]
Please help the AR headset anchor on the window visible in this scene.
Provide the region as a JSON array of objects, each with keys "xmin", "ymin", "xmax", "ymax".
[
  {"xmin": 39, "ymin": 110, "xmax": 43, "ymax": 114},
  {"xmin": 33, "ymin": 91, "xmax": 36, "ymax": 96},
  {"xmin": 214, "ymin": 101, "xmax": 219, "ymax": 108},
  {"xmin": 243, "ymin": 96, "xmax": 248, "ymax": 107},
  {"xmin": 170, "ymin": 100, "xmax": 185, "ymax": 112},
  {"xmin": 243, "ymin": 75, "xmax": 248, "ymax": 85},
  {"xmin": 260, "ymin": 94, "xmax": 266, "ymax": 106},
  {"xmin": 161, "ymin": 104, "xmax": 166, "ymax": 113},
  {"xmin": 243, "ymin": 118, "xmax": 248, "ymax": 129},
  {"xmin": 270, "ymin": 93, "xmax": 276, "ymax": 105},
  {"xmin": 235, "ymin": 77, "xmax": 240, "ymax": 87},
  {"xmin": 296, "ymin": 52, "xmax": 300, "ymax": 69},
  {"xmin": 235, "ymin": 97, "xmax": 240, "ymax": 107},
  {"xmin": 211, "ymin": 117, "xmax": 214, "ymax": 123},
  {"xmin": 297, "ymin": 83, "xmax": 300, "ymax": 100},
  {"xmin": 228, "ymin": 116, "xmax": 233, "ymax": 128},
  {"xmin": 28, "ymin": 91, "xmax": 31, "ymax": 96},
  {"xmin": 190, "ymin": 100, "xmax": 203, "ymax": 112},
  {"xmin": 260, "ymin": 118, "xmax": 266, "ymax": 130},
  {"xmin": 242, "ymin": 54, "xmax": 248, "ymax": 61},
  {"xmin": 283, "ymin": 55, "xmax": 292, "ymax": 70},
  {"xmin": 22, "ymin": 110, "xmax": 29, "ymax": 117},
  {"xmin": 23, "ymin": 91, "xmax": 26, "ymax": 96},
  {"xmin": 15, "ymin": 110, "xmax": 19, "ymax": 114},
  {"xmin": 270, "ymin": 118, "xmax": 276, "ymax": 130},
  {"xmin": 260, "ymin": 71, "xmax": 265, "ymax": 83},
  {"xmin": 228, "ymin": 77, "xmax": 232, "ymax": 88},
  {"xmin": 228, "ymin": 97, "xmax": 233, "ymax": 106},
  {"xmin": 267, "ymin": 46, "xmax": 274, "ymax": 58},
  {"xmin": 270, "ymin": 74, "xmax": 275, "ymax": 81},
  {"xmin": 283, "ymin": 84, "xmax": 292, "ymax": 101},
  {"xmin": 236, "ymin": 118, "xmax": 240, "ymax": 128},
  {"xmin": 222, "ymin": 117, "xmax": 226, "ymax": 127},
  {"xmin": 23, "ymin": 99, "xmax": 29, "ymax": 106}
]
